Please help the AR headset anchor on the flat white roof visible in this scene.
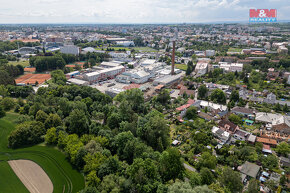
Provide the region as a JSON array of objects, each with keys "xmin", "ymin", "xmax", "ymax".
[
  {"xmin": 142, "ymin": 59, "xmax": 156, "ymax": 65},
  {"xmin": 68, "ymin": 78, "xmax": 88, "ymax": 85},
  {"xmin": 85, "ymin": 66, "xmax": 125, "ymax": 77}
]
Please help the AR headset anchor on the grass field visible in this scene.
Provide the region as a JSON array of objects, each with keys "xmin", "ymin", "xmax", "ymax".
[
  {"xmin": 0, "ymin": 113, "xmax": 85, "ymax": 193},
  {"xmin": 228, "ymin": 48, "xmax": 242, "ymax": 52},
  {"xmin": 0, "ymin": 162, "xmax": 29, "ymax": 193},
  {"xmin": 8, "ymin": 60, "xmax": 30, "ymax": 67},
  {"xmin": 134, "ymin": 47, "xmax": 158, "ymax": 52},
  {"xmin": 175, "ymin": 64, "xmax": 188, "ymax": 71}
]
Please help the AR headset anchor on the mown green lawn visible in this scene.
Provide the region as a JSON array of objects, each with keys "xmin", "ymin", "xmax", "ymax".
[
  {"xmin": 0, "ymin": 162, "xmax": 29, "ymax": 193},
  {"xmin": 8, "ymin": 60, "xmax": 29, "ymax": 67},
  {"xmin": 0, "ymin": 113, "xmax": 85, "ymax": 193},
  {"xmin": 175, "ymin": 64, "xmax": 188, "ymax": 71},
  {"xmin": 228, "ymin": 48, "xmax": 242, "ymax": 52},
  {"xmin": 134, "ymin": 47, "xmax": 157, "ymax": 52}
]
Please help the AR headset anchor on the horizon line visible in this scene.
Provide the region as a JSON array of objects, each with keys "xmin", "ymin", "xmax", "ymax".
[{"xmin": 0, "ymin": 20, "xmax": 290, "ymax": 25}]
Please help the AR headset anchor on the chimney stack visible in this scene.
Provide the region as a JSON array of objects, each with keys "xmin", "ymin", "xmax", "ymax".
[
  {"xmin": 171, "ymin": 27, "xmax": 178, "ymax": 76},
  {"xmin": 171, "ymin": 40, "xmax": 175, "ymax": 75}
]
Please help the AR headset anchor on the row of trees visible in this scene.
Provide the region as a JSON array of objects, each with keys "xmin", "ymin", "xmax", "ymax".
[
  {"xmin": 0, "ymin": 40, "xmax": 40, "ymax": 52},
  {"xmin": 4, "ymin": 85, "xmax": 189, "ymax": 192},
  {"xmin": 29, "ymin": 55, "xmax": 66, "ymax": 72}
]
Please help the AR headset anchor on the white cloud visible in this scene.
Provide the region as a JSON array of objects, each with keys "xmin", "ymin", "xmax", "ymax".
[{"xmin": 0, "ymin": 0, "xmax": 288, "ymax": 23}]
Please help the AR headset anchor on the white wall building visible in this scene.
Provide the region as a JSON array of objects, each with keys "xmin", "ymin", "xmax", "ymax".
[
  {"xmin": 60, "ymin": 45, "xmax": 80, "ymax": 55},
  {"xmin": 229, "ymin": 63, "xmax": 243, "ymax": 72},
  {"xmin": 219, "ymin": 62, "xmax": 243, "ymax": 72},
  {"xmin": 121, "ymin": 70, "xmax": 152, "ymax": 84},
  {"xmin": 205, "ymin": 50, "xmax": 215, "ymax": 57},
  {"xmin": 83, "ymin": 66, "xmax": 125, "ymax": 83},
  {"xmin": 116, "ymin": 41, "xmax": 135, "ymax": 47},
  {"xmin": 109, "ymin": 52, "xmax": 129, "ymax": 58},
  {"xmin": 195, "ymin": 62, "xmax": 208, "ymax": 76},
  {"xmin": 141, "ymin": 59, "xmax": 156, "ymax": 66}
]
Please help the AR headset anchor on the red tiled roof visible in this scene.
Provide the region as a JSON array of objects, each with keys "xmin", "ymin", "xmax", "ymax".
[
  {"xmin": 176, "ymin": 104, "xmax": 191, "ymax": 111},
  {"xmin": 187, "ymin": 99, "xmax": 195, "ymax": 104},
  {"xmin": 257, "ymin": 137, "xmax": 277, "ymax": 145},
  {"xmin": 155, "ymin": 85, "xmax": 164, "ymax": 90},
  {"xmin": 123, "ymin": 84, "xmax": 140, "ymax": 90},
  {"xmin": 176, "ymin": 99, "xmax": 195, "ymax": 111},
  {"xmin": 263, "ymin": 144, "xmax": 271, "ymax": 150}
]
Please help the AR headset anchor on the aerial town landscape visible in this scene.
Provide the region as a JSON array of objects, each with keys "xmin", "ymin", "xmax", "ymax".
[{"xmin": 0, "ymin": 1, "xmax": 290, "ymax": 193}]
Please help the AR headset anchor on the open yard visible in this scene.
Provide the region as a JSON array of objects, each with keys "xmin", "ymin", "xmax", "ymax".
[
  {"xmin": 134, "ymin": 47, "xmax": 158, "ymax": 52},
  {"xmin": 228, "ymin": 47, "xmax": 242, "ymax": 52},
  {"xmin": 8, "ymin": 60, "xmax": 30, "ymax": 67},
  {"xmin": 0, "ymin": 113, "xmax": 85, "ymax": 193},
  {"xmin": 175, "ymin": 64, "xmax": 188, "ymax": 71}
]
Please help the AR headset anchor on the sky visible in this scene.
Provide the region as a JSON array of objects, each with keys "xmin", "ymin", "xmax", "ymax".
[{"xmin": 0, "ymin": 0, "xmax": 289, "ymax": 24}]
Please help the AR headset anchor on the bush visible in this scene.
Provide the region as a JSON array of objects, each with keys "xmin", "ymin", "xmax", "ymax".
[
  {"xmin": 0, "ymin": 105, "xmax": 5, "ymax": 118},
  {"xmin": 8, "ymin": 121, "xmax": 46, "ymax": 148},
  {"xmin": 1, "ymin": 97, "xmax": 15, "ymax": 111}
]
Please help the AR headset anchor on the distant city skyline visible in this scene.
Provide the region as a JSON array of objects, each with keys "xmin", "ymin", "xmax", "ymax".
[{"xmin": 0, "ymin": 0, "xmax": 289, "ymax": 24}]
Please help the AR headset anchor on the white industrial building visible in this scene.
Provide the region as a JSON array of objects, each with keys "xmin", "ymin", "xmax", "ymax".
[
  {"xmin": 128, "ymin": 71, "xmax": 151, "ymax": 84},
  {"xmin": 219, "ymin": 62, "xmax": 243, "ymax": 72},
  {"xmin": 229, "ymin": 63, "xmax": 243, "ymax": 72},
  {"xmin": 108, "ymin": 52, "xmax": 129, "ymax": 58},
  {"xmin": 116, "ymin": 70, "xmax": 152, "ymax": 84},
  {"xmin": 144, "ymin": 62, "xmax": 166, "ymax": 73},
  {"xmin": 205, "ymin": 50, "xmax": 215, "ymax": 57},
  {"xmin": 60, "ymin": 45, "xmax": 80, "ymax": 55},
  {"xmin": 115, "ymin": 75, "xmax": 131, "ymax": 84},
  {"xmin": 82, "ymin": 47, "xmax": 97, "ymax": 53},
  {"xmin": 195, "ymin": 62, "xmax": 208, "ymax": 76},
  {"xmin": 141, "ymin": 59, "xmax": 156, "ymax": 66},
  {"xmin": 67, "ymin": 78, "xmax": 89, "ymax": 86},
  {"xmin": 153, "ymin": 73, "xmax": 184, "ymax": 86},
  {"xmin": 156, "ymin": 66, "xmax": 182, "ymax": 75},
  {"xmin": 99, "ymin": 61, "xmax": 122, "ymax": 68},
  {"xmin": 83, "ymin": 66, "xmax": 125, "ymax": 83},
  {"xmin": 116, "ymin": 41, "xmax": 135, "ymax": 47}
]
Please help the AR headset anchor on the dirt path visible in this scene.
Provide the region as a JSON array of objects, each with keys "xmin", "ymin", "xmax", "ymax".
[{"xmin": 8, "ymin": 160, "xmax": 53, "ymax": 193}]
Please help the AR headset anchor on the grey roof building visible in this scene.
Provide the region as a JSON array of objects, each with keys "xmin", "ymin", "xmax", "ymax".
[{"xmin": 239, "ymin": 161, "xmax": 261, "ymax": 179}]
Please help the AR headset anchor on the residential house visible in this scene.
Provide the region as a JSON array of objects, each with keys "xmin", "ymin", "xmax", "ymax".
[
  {"xmin": 256, "ymin": 137, "xmax": 277, "ymax": 147},
  {"xmin": 280, "ymin": 156, "xmax": 290, "ymax": 167},
  {"xmin": 239, "ymin": 89, "xmax": 248, "ymax": 100},
  {"xmin": 194, "ymin": 100, "xmax": 227, "ymax": 115},
  {"xmin": 176, "ymin": 99, "xmax": 195, "ymax": 118},
  {"xmin": 238, "ymin": 161, "xmax": 261, "ymax": 182},
  {"xmin": 256, "ymin": 113, "xmax": 290, "ymax": 141},
  {"xmin": 198, "ymin": 112, "xmax": 215, "ymax": 121},
  {"xmin": 231, "ymin": 107, "xmax": 255, "ymax": 120},
  {"xmin": 179, "ymin": 89, "xmax": 195, "ymax": 97},
  {"xmin": 262, "ymin": 144, "xmax": 272, "ymax": 154},
  {"xmin": 212, "ymin": 126, "xmax": 231, "ymax": 144},
  {"xmin": 233, "ymin": 129, "xmax": 256, "ymax": 143},
  {"xmin": 267, "ymin": 71, "xmax": 279, "ymax": 80},
  {"xmin": 263, "ymin": 93, "xmax": 276, "ymax": 104},
  {"xmin": 218, "ymin": 119, "xmax": 239, "ymax": 134}
]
